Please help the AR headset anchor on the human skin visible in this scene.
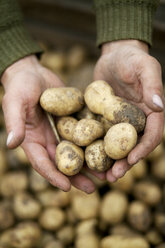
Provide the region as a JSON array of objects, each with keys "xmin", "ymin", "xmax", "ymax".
[
  {"xmin": 1, "ymin": 55, "xmax": 105, "ymax": 193},
  {"xmin": 94, "ymin": 39, "xmax": 165, "ymax": 182}
]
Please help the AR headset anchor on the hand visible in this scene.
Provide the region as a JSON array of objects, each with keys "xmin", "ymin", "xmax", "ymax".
[
  {"xmin": 1, "ymin": 55, "xmax": 105, "ymax": 193},
  {"xmin": 94, "ymin": 40, "xmax": 165, "ymax": 182}
]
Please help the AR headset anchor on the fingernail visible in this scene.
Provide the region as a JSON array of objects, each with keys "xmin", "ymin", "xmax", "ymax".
[
  {"xmin": 6, "ymin": 131, "xmax": 13, "ymax": 146},
  {"xmin": 152, "ymin": 94, "xmax": 164, "ymax": 109}
]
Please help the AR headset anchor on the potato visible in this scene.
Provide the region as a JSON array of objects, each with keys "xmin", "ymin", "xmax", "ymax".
[
  {"xmin": 40, "ymin": 51, "xmax": 66, "ymax": 72},
  {"xmin": 104, "ymin": 123, "xmax": 137, "ymax": 159},
  {"xmin": 101, "ymin": 235, "xmax": 149, "ymax": 248},
  {"xmin": 39, "ymin": 207, "xmax": 65, "ymax": 231},
  {"xmin": 75, "ymin": 234, "xmax": 100, "ymax": 248},
  {"xmin": 13, "ymin": 192, "xmax": 41, "ymax": 219},
  {"xmin": 0, "ymin": 201, "xmax": 14, "ymax": 230},
  {"xmin": 38, "ymin": 232, "xmax": 54, "ymax": 248},
  {"xmin": 0, "ymin": 222, "xmax": 41, "ymax": 248},
  {"xmin": 71, "ymin": 191, "xmax": 100, "ymax": 220},
  {"xmin": 151, "ymin": 154, "xmax": 165, "ymax": 180},
  {"xmin": 56, "ymin": 225, "xmax": 75, "ymax": 245},
  {"xmin": 55, "ymin": 141, "xmax": 84, "ymax": 176},
  {"xmin": 76, "ymin": 106, "xmax": 96, "ymax": 120},
  {"xmin": 0, "ymin": 171, "xmax": 28, "ymax": 197},
  {"xmin": 145, "ymin": 229, "xmax": 163, "ymax": 245},
  {"xmin": 29, "ymin": 169, "xmax": 49, "ymax": 192},
  {"xmin": 40, "ymin": 87, "xmax": 84, "ymax": 116},
  {"xmin": 155, "ymin": 213, "xmax": 165, "ymax": 235},
  {"xmin": 73, "ymin": 119, "xmax": 104, "ymax": 146},
  {"xmin": 147, "ymin": 142, "xmax": 164, "ymax": 160},
  {"xmin": 57, "ymin": 116, "xmax": 78, "ymax": 141},
  {"xmin": 76, "ymin": 219, "xmax": 98, "ymax": 237},
  {"xmin": 100, "ymin": 191, "xmax": 128, "ymax": 224},
  {"xmin": 130, "ymin": 160, "xmax": 147, "ymax": 179},
  {"xmin": 45, "ymin": 240, "xmax": 64, "ymax": 248},
  {"xmin": 133, "ymin": 181, "xmax": 162, "ymax": 206},
  {"xmin": 112, "ymin": 170, "xmax": 134, "ymax": 193},
  {"xmin": 84, "ymin": 80, "xmax": 146, "ymax": 133},
  {"xmin": 110, "ymin": 224, "xmax": 140, "ymax": 237},
  {"xmin": 13, "ymin": 146, "xmax": 29, "ymax": 165},
  {"xmin": 37, "ymin": 189, "xmax": 70, "ymax": 208},
  {"xmin": 0, "ymin": 149, "xmax": 8, "ymax": 177},
  {"xmin": 66, "ymin": 45, "xmax": 86, "ymax": 70},
  {"xmin": 128, "ymin": 201, "xmax": 152, "ymax": 231},
  {"xmin": 85, "ymin": 140, "xmax": 113, "ymax": 172},
  {"xmin": 98, "ymin": 116, "xmax": 113, "ymax": 133}
]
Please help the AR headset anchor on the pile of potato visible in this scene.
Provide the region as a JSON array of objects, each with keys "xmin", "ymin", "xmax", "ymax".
[{"xmin": 0, "ymin": 46, "xmax": 165, "ymax": 248}]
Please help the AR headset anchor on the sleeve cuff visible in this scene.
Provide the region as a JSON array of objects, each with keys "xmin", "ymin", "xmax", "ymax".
[
  {"xmin": 0, "ymin": 23, "xmax": 43, "ymax": 77},
  {"xmin": 94, "ymin": 0, "xmax": 159, "ymax": 47}
]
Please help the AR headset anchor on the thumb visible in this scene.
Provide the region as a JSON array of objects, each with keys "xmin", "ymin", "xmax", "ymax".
[
  {"xmin": 141, "ymin": 57, "xmax": 164, "ymax": 111},
  {"xmin": 2, "ymin": 93, "xmax": 26, "ymax": 149}
]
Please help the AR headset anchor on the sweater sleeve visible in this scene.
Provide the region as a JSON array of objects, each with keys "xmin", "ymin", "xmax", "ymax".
[
  {"xmin": 94, "ymin": 0, "xmax": 160, "ymax": 47},
  {"xmin": 0, "ymin": 0, "xmax": 42, "ymax": 77}
]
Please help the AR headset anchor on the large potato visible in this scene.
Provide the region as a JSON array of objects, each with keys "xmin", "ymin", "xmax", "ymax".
[
  {"xmin": 85, "ymin": 140, "xmax": 113, "ymax": 172},
  {"xmin": 84, "ymin": 80, "xmax": 146, "ymax": 133},
  {"xmin": 101, "ymin": 235, "xmax": 149, "ymax": 248},
  {"xmin": 57, "ymin": 116, "xmax": 78, "ymax": 141},
  {"xmin": 55, "ymin": 141, "xmax": 84, "ymax": 176},
  {"xmin": 73, "ymin": 119, "xmax": 104, "ymax": 146},
  {"xmin": 104, "ymin": 123, "xmax": 137, "ymax": 159},
  {"xmin": 40, "ymin": 87, "xmax": 84, "ymax": 116},
  {"xmin": 128, "ymin": 201, "xmax": 152, "ymax": 232},
  {"xmin": 100, "ymin": 191, "xmax": 128, "ymax": 224}
]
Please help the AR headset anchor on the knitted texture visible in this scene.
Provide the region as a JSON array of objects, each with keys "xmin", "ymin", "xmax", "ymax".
[
  {"xmin": 94, "ymin": 0, "xmax": 160, "ymax": 47},
  {"xmin": 0, "ymin": 0, "xmax": 42, "ymax": 77}
]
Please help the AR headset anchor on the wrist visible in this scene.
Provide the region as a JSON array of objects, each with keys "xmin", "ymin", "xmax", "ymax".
[
  {"xmin": 1, "ymin": 55, "xmax": 39, "ymax": 86},
  {"xmin": 101, "ymin": 40, "xmax": 149, "ymax": 55}
]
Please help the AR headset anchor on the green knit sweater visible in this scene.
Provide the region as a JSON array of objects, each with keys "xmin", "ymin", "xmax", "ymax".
[{"xmin": 0, "ymin": 0, "xmax": 160, "ymax": 77}]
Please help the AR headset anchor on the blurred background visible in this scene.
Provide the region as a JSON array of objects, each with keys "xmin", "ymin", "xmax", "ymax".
[{"xmin": 0, "ymin": 1, "xmax": 165, "ymax": 248}]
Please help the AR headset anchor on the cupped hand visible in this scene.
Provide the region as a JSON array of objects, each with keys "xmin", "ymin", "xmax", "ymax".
[
  {"xmin": 1, "ymin": 55, "xmax": 105, "ymax": 193},
  {"xmin": 94, "ymin": 40, "xmax": 165, "ymax": 182}
]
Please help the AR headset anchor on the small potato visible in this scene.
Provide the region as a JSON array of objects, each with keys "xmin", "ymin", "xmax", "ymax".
[
  {"xmin": 55, "ymin": 141, "xmax": 84, "ymax": 176},
  {"xmin": 71, "ymin": 191, "xmax": 100, "ymax": 220},
  {"xmin": 84, "ymin": 81, "xmax": 146, "ymax": 133},
  {"xmin": 56, "ymin": 225, "xmax": 75, "ymax": 245},
  {"xmin": 39, "ymin": 207, "xmax": 65, "ymax": 231},
  {"xmin": 101, "ymin": 235, "xmax": 149, "ymax": 248},
  {"xmin": 0, "ymin": 222, "xmax": 41, "ymax": 248},
  {"xmin": 0, "ymin": 201, "xmax": 14, "ymax": 230},
  {"xmin": 99, "ymin": 116, "xmax": 113, "ymax": 133},
  {"xmin": 29, "ymin": 169, "xmax": 49, "ymax": 192},
  {"xmin": 13, "ymin": 192, "xmax": 41, "ymax": 219},
  {"xmin": 85, "ymin": 140, "xmax": 113, "ymax": 172},
  {"xmin": 40, "ymin": 51, "xmax": 66, "ymax": 72},
  {"xmin": 0, "ymin": 171, "xmax": 28, "ymax": 197},
  {"xmin": 40, "ymin": 87, "xmax": 84, "ymax": 116},
  {"xmin": 112, "ymin": 170, "xmax": 134, "ymax": 193},
  {"xmin": 133, "ymin": 181, "xmax": 162, "ymax": 206},
  {"xmin": 76, "ymin": 219, "xmax": 98, "ymax": 237},
  {"xmin": 73, "ymin": 119, "xmax": 104, "ymax": 146},
  {"xmin": 100, "ymin": 191, "xmax": 128, "ymax": 224},
  {"xmin": 155, "ymin": 213, "xmax": 165, "ymax": 235},
  {"xmin": 104, "ymin": 123, "xmax": 137, "ymax": 159},
  {"xmin": 76, "ymin": 106, "xmax": 96, "ymax": 120},
  {"xmin": 75, "ymin": 234, "xmax": 100, "ymax": 248},
  {"xmin": 151, "ymin": 155, "xmax": 165, "ymax": 180},
  {"xmin": 128, "ymin": 201, "xmax": 152, "ymax": 232},
  {"xmin": 37, "ymin": 189, "xmax": 70, "ymax": 208},
  {"xmin": 130, "ymin": 160, "xmax": 147, "ymax": 179},
  {"xmin": 57, "ymin": 116, "xmax": 78, "ymax": 141},
  {"xmin": 147, "ymin": 142, "xmax": 164, "ymax": 160},
  {"xmin": 145, "ymin": 229, "xmax": 163, "ymax": 245}
]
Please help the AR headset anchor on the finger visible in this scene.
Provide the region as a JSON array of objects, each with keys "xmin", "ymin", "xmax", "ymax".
[
  {"xmin": 70, "ymin": 173, "xmax": 95, "ymax": 194},
  {"xmin": 128, "ymin": 111, "xmax": 164, "ymax": 165},
  {"xmin": 83, "ymin": 165, "xmax": 106, "ymax": 180},
  {"xmin": 111, "ymin": 158, "xmax": 132, "ymax": 178},
  {"xmin": 22, "ymin": 142, "xmax": 71, "ymax": 191},
  {"xmin": 140, "ymin": 57, "xmax": 164, "ymax": 111},
  {"xmin": 106, "ymin": 169, "xmax": 117, "ymax": 183},
  {"xmin": 2, "ymin": 93, "xmax": 26, "ymax": 148}
]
